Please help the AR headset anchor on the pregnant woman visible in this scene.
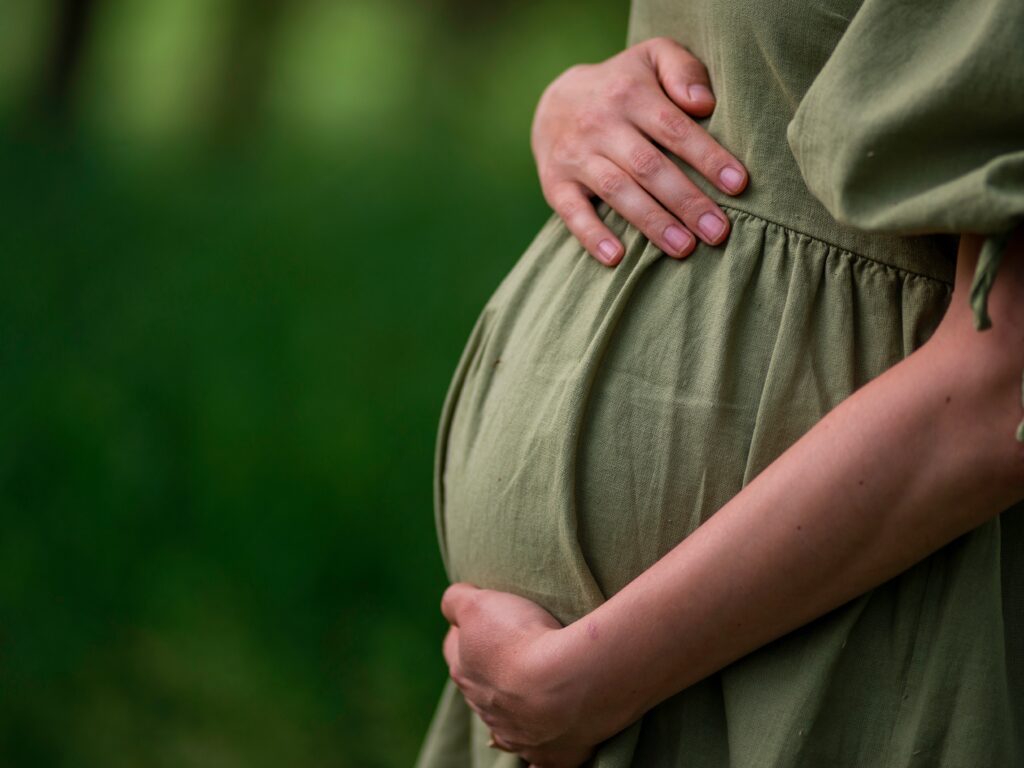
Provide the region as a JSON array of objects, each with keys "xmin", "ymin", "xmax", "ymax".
[{"xmin": 418, "ymin": 0, "xmax": 1024, "ymax": 765}]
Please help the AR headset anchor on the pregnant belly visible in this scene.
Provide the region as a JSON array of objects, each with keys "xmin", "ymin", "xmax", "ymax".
[{"xmin": 435, "ymin": 211, "xmax": 940, "ymax": 625}]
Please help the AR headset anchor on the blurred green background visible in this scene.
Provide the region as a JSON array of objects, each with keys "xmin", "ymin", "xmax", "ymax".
[{"xmin": 0, "ymin": 1, "xmax": 625, "ymax": 765}]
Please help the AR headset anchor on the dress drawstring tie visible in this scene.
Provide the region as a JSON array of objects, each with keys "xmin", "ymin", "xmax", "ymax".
[{"xmin": 969, "ymin": 230, "xmax": 1024, "ymax": 442}]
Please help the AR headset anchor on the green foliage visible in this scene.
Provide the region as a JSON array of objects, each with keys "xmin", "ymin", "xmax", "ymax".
[{"xmin": 0, "ymin": 1, "xmax": 623, "ymax": 764}]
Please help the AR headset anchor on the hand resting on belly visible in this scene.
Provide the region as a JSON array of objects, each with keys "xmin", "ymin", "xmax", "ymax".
[{"xmin": 531, "ymin": 36, "xmax": 748, "ymax": 266}]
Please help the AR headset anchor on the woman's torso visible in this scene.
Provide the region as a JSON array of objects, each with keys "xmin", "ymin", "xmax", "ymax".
[{"xmin": 421, "ymin": 1, "xmax": 1022, "ymax": 765}]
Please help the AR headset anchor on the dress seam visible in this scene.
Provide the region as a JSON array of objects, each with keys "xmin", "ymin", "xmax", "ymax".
[{"xmin": 719, "ymin": 204, "xmax": 954, "ymax": 288}]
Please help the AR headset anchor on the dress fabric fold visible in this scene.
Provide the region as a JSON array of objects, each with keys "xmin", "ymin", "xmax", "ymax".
[{"xmin": 417, "ymin": 0, "xmax": 1024, "ymax": 765}]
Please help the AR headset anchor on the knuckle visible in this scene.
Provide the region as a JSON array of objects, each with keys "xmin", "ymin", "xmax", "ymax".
[
  {"xmin": 629, "ymin": 147, "xmax": 663, "ymax": 179},
  {"xmin": 481, "ymin": 688, "xmax": 501, "ymax": 710},
  {"xmin": 656, "ymin": 108, "xmax": 693, "ymax": 141},
  {"xmin": 595, "ymin": 169, "xmax": 626, "ymax": 198},
  {"xmin": 640, "ymin": 208, "xmax": 666, "ymax": 234},
  {"xmin": 563, "ymin": 62, "xmax": 594, "ymax": 84},
  {"xmin": 602, "ymin": 74, "xmax": 635, "ymax": 105},
  {"xmin": 448, "ymin": 665, "xmax": 465, "ymax": 686},
  {"xmin": 546, "ymin": 64, "xmax": 586, "ymax": 99},
  {"xmin": 463, "ymin": 592, "xmax": 482, "ymax": 615},
  {"xmin": 699, "ymin": 145, "xmax": 727, "ymax": 174},
  {"xmin": 555, "ymin": 195, "xmax": 586, "ymax": 221},
  {"xmin": 479, "ymin": 710, "xmax": 498, "ymax": 728},
  {"xmin": 559, "ymin": 63, "xmax": 586, "ymax": 82},
  {"xmin": 647, "ymin": 35, "xmax": 677, "ymax": 52},
  {"xmin": 550, "ymin": 137, "xmax": 582, "ymax": 167},
  {"xmin": 582, "ymin": 224, "xmax": 607, "ymax": 248},
  {"xmin": 572, "ymin": 108, "xmax": 604, "ymax": 138},
  {"xmin": 672, "ymin": 190, "xmax": 704, "ymax": 218}
]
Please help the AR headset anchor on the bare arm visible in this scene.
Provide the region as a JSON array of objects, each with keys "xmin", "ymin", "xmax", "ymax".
[
  {"xmin": 441, "ymin": 229, "xmax": 1024, "ymax": 766},
  {"xmin": 560, "ymin": 229, "xmax": 1024, "ymax": 734}
]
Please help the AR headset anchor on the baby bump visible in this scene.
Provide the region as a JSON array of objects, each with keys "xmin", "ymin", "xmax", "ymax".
[{"xmin": 435, "ymin": 211, "xmax": 948, "ymax": 624}]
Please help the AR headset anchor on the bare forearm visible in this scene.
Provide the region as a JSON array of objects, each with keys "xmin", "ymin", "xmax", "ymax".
[{"xmin": 567, "ymin": 232, "xmax": 1024, "ymax": 734}]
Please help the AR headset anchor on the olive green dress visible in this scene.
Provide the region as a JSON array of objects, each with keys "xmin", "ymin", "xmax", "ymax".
[{"xmin": 417, "ymin": 0, "xmax": 1024, "ymax": 765}]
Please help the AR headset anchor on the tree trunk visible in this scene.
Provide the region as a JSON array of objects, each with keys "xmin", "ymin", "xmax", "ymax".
[{"xmin": 37, "ymin": 0, "xmax": 99, "ymax": 124}]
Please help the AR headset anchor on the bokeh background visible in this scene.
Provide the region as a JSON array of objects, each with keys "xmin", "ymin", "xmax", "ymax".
[{"xmin": 0, "ymin": 0, "xmax": 625, "ymax": 765}]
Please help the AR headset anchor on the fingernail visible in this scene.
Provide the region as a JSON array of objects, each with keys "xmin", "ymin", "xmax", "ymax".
[
  {"xmin": 698, "ymin": 213, "xmax": 726, "ymax": 241},
  {"xmin": 598, "ymin": 239, "xmax": 620, "ymax": 263},
  {"xmin": 688, "ymin": 84, "xmax": 714, "ymax": 103},
  {"xmin": 719, "ymin": 166, "xmax": 745, "ymax": 193},
  {"xmin": 664, "ymin": 225, "xmax": 693, "ymax": 254}
]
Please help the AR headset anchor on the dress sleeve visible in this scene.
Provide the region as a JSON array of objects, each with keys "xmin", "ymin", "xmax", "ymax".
[{"xmin": 786, "ymin": 0, "xmax": 1024, "ymax": 438}]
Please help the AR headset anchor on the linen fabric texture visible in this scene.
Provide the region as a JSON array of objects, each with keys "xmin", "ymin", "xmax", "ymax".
[{"xmin": 417, "ymin": 0, "xmax": 1024, "ymax": 765}]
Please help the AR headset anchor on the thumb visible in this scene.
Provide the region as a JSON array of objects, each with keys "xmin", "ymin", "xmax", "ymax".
[
  {"xmin": 440, "ymin": 582, "xmax": 480, "ymax": 626},
  {"xmin": 645, "ymin": 36, "xmax": 716, "ymax": 117}
]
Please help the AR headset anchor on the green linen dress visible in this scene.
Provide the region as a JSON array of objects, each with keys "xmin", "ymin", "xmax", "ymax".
[{"xmin": 418, "ymin": 0, "xmax": 1024, "ymax": 765}]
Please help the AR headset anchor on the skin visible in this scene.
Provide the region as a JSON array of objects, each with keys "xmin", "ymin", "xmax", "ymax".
[
  {"xmin": 531, "ymin": 37, "xmax": 749, "ymax": 266},
  {"xmin": 439, "ymin": 35, "xmax": 1024, "ymax": 768},
  {"xmin": 442, "ymin": 229, "xmax": 1024, "ymax": 767}
]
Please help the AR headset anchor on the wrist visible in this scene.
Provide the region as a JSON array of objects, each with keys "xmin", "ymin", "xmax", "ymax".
[{"xmin": 548, "ymin": 612, "xmax": 651, "ymax": 743}]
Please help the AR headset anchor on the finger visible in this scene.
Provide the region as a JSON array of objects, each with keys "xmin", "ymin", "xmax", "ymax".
[
  {"xmin": 582, "ymin": 155, "xmax": 698, "ymax": 257},
  {"xmin": 602, "ymin": 128, "xmax": 730, "ymax": 235},
  {"xmin": 440, "ymin": 582, "xmax": 479, "ymax": 626},
  {"xmin": 546, "ymin": 181, "xmax": 624, "ymax": 266},
  {"xmin": 489, "ymin": 733, "xmax": 516, "ymax": 753},
  {"xmin": 605, "ymin": 128, "xmax": 733, "ymax": 246},
  {"xmin": 635, "ymin": 94, "xmax": 748, "ymax": 196},
  {"xmin": 643, "ymin": 36, "xmax": 716, "ymax": 117},
  {"xmin": 455, "ymin": 679, "xmax": 496, "ymax": 725},
  {"xmin": 442, "ymin": 626, "xmax": 461, "ymax": 679},
  {"xmin": 464, "ymin": 694, "xmax": 499, "ymax": 727}
]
